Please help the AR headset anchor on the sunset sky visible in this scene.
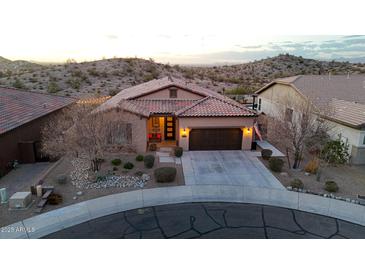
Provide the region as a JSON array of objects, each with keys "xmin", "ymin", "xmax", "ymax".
[{"xmin": 1, "ymin": 0, "xmax": 364, "ymax": 64}]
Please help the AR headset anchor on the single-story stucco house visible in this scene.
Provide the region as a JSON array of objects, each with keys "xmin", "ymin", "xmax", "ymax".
[
  {"xmin": 0, "ymin": 87, "xmax": 75, "ymax": 175},
  {"xmin": 254, "ymin": 74, "xmax": 365, "ymax": 164},
  {"xmin": 98, "ymin": 76, "xmax": 257, "ymax": 152}
]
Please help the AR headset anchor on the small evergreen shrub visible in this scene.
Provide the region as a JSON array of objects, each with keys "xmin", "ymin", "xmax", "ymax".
[
  {"xmin": 123, "ymin": 162, "xmax": 134, "ymax": 169},
  {"xmin": 304, "ymin": 159, "xmax": 319, "ymax": 174},
  {"xmin": 261, "ymin": 149, "xmax": 273, "ymax": 160},
  {"xmin": 325, "ymin": 181, "xmax": 339, "ymax": 193},
  {"xmin": 269, "ymin": 158, "xmax": 284, "ymax": 172},
  {"xmin": 321, "ymin": 138, "xmax": 349, "ymax": 164},
  {"xmin": 174, "ymin": 147, "xmax": 183, "ymax": 157},
  {"xmin": 111, "ymin": 159, "xmax": 122, "ymax": 166},
  {"xmin": 290, "ymin": 178, "xmax": 304, "ymax": 189},
  {"xmin": 144, "ymin": 155, "xmax": 155, "ymax": 168},
  {"xmin": 135, "ymin": 155, "xmax": 144, "ymax": 161},
  {"xmin": 154, "ymin": 167, "xmax": 177, "ymax": 183}
]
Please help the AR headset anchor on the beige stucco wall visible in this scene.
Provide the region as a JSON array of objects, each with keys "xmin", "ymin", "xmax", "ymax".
[
  {"xmin": 258, "ymin": 84, "xmax": 307, "ymax": 117},
  {"xmin": 137, "ymin": 87, "xmax": 204, "ymax": 100},
  {"xmin": 110, "ymin": 110, "xmax": 147, "ymax": 153},
  {"xmin": 177, "ymin": 117, "xmax": 255, "ymax": 150}
]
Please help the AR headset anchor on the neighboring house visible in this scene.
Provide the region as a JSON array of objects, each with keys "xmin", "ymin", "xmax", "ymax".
[
  {"xmin": 98, "ymin": 76, "xmax": 257, "ymax": 152},
  {"xmin": 0, "ymin": 87, "xmax": 75, "ymax": 175},
  {"xmin": 255, "ymin": 75, "xmax": 365, "ymax": 164}
]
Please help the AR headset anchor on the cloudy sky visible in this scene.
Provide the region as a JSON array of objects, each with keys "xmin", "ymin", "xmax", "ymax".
[{"xmin": 1, "ymin": 0, "xmax": 364, "ymax": 64}]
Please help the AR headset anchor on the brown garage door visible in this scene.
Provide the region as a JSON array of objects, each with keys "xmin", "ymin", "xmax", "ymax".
[{"xmin": 189, "ymin": 128, "xmax": 242, "ymax": 150}]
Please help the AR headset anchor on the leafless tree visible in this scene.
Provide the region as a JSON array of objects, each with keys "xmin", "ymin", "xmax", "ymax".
[
  {"xmin": 41, "ymin": 104, "xmax": 134, "ymax": 171},
  {"xmin": 267, "ymin": 96, "xmax": 333, "ymax": 169}
]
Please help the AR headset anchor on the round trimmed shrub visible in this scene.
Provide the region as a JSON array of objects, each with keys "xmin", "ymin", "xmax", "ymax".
[
  {"xmin": 144, "ymin": 155, "xmax": 155, "ymax": 168},
  {"xmin": 269, "ymin": 158, "xmax": 284, "ymax": 172},
  {"xmin": 135, "ymin": 155, "xmax": 144, "ymax": 161},
  {"xmin": 261, "ymin": 149, "xmax": 273, "ymax": 160},
  {"xmin": 56, "ymin": 175, "xmax": 67, "ymax": 185},
  {"xmin": 123, "ymin": 162, "xmax": 134, "ymax": 169},
  {"xmin": 111, "ymin": 158, "xmax": 122, "ymax": 166},
  {"xmin": 290, "ymin": 178, "xmax": 303, "ymax": 189},
  {"xmin": 325, "ymin": 181, "xmax": 339, "ymax": 193},
  {"xmin": 174, "ymin": 147, "xmax": 183, "ymax": 157},
  {"xmin": 154, "ymin": 167, "xmax": 177, "ymax": 183}
]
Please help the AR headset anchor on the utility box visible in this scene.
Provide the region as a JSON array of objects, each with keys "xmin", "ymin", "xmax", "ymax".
[
  {"xmin": 9, "ymin": 192, "xmax": 32, "ymax": 209},
  {"xmin": 0, "ymin": 188, "xmax": 8, "ymax": 204}
]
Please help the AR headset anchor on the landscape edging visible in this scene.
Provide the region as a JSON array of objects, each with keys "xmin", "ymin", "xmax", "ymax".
[{"xmin": 0, "ymin": 185, "xmax": 364, "ymax": 239}]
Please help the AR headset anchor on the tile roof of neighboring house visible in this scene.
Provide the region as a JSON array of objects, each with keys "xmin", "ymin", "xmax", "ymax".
[
  {"xmin": 176, "ymin": 96, "xmax": 257, "ymax": 117},
  {"xmin": 97, "ymin": 77, "xmax": 256, "ymax": 118},
  {"xmin": 256, "ymin": 74, "xmax": 365, "ymax": 103},
  {"xmin": 329, "ymin": 99, "xmax": 365, "ymax": 128},
  {"xmin": 256, "ymin": 74, "xmax": 365, "ymax": 128},
  {"xmin": 0, "ymin": 87, "xmax": 76, "ymax": 135}
]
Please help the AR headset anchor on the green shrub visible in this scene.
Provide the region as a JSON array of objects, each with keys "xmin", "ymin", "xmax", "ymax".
[
  {"xmin": 325, "ymin": 181, "xmax": 339, "ymax": 193},
  {"xmin": 290, "ymin": 179, "xmax": 303, "ymax": 189},
  {"xmin": 174, "ymin": 147, "xmax": 183, "ymax": 157},
  {"xmin": 321, "ymin": 138, "xmax": 349, "ymax": 164},
  {"xmin": 144, "ymin": 155, "xmax": 155, "ymax": 168},
  {"xmin": 154, "ymin": 167, "xmax": 177, "ymax": 183},
  {"xmin": 56, "ymin": 175, "xmax": 67, "ymax": 185},
  {"xmin": 261, "ymin": 149, "xmax": 273, "ymax": 160},
  {"xmin": 123, "ymin": 162, "xmax": 134, "ymax": 169},
  {"xmin": 135, "ymin": 155, "xmax": 144, "ymax": 161},
  {"xmin": 111, "ymin": 158, "xmax": 122, "ymax": 166},
  {"xmin": 269, "ymin": 158, "xmax": 284, "ymax": 172}
]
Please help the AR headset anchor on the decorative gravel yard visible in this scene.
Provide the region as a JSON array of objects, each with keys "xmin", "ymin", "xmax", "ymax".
[{"xmin": 0, "ymin": 152, "xmax": 184, "ymax": 228}]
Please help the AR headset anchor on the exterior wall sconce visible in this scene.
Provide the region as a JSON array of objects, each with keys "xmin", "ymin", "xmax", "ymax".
[
  {"xmin": 243, "ymin": 127, "xmax": 252, "ymax": 136},
  {"xmin": 181, "ymin": 128, "xmax": 188, "ymax": 138}
]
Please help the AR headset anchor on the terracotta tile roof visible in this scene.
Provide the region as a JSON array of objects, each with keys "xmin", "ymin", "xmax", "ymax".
[
  {"xmin": 100, "ymin": 76, "xmax": 229, "ymax": 110},
  {"xmin": 0, "ymin": 87, "xmax": 76, "ymax": 135},
  {"xmin": 176, "ymin": 96, "xmax": 256, "ymax": 117},
  {"xmin": 329, "ymin": 99, "xmax": 365, "ymax": 128},
  {"xmin": 97, "ymin": 77, "xmax": 256, "ymax": 118}
]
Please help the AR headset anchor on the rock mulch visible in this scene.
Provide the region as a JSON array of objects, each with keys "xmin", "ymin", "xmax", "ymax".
[{"xmin": 70, "ymin": 158, "xmax": 150, "ymax": 190}]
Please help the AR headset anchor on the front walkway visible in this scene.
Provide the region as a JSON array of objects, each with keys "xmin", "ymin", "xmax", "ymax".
[{"xmin": 181, "ymin": 151, "xmax": 284, "ymax": 189}]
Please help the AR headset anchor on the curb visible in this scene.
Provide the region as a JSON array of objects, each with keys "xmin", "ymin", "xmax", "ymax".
[{"xmin": 1, "ymin": 185, "xmax": 364, "ymax": 239}]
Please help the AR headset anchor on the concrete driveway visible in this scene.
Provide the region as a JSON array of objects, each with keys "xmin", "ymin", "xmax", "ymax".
[{"xmin": 181, "ymin": 151, "xmax": 284, "ymax": 190}]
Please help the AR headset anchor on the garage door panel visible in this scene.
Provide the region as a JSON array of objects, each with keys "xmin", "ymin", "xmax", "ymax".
[{"xmin": 189, "ymin": 128, "xmax": 242, "ymax": 150}]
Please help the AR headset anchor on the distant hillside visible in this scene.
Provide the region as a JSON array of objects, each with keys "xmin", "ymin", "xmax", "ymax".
[
  {"xmin": 0, "ymin": 54, "xmax": 365, "ymax": 98},
  {"xmin": 0, "ymin": 56, "xmax": 43, "ymax": 75}
]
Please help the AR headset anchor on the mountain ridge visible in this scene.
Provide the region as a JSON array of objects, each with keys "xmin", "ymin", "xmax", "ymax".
[{"xmin": 0, "ymin": 54, "xmax": 365, "ymax": 98}]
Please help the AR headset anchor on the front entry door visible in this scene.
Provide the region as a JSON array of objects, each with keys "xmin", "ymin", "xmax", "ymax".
[{"xmin": 164, "ymin": 117, "xmax": 176, "ymax": 140}]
